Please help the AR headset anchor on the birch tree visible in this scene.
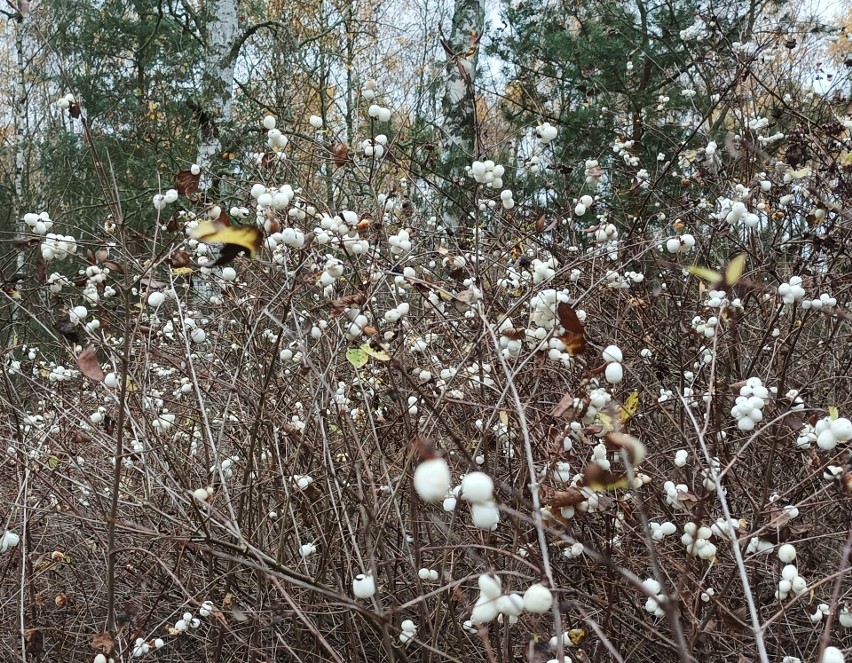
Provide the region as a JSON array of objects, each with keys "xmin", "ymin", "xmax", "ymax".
[
  {"xmin": 194, "ymin": 0, "xmax": 240, "ymax": 177},
  {"xmin": 440, "ymin": 0, "xmax": 484, "ymax": 226}
]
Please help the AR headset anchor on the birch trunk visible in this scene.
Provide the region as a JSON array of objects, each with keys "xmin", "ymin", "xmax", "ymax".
[
  {"xmin": 440, "ymin": 0, "xmax": 485, "ymax": 227},
  {"xmin": 12, "ymin": 3, "xmax": 28, "ymax": 252},
  {"xmin": 196, "ymin": 0, "xmax": 239, "ymax": 177}
]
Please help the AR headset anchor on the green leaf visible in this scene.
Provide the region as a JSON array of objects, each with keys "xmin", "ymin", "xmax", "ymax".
[
  {"xmin": 346, "ymin": 348, "xmax": 369, "ymax": 368},
  {"xmin": 829, "ymin": 406, "xmax": 839, "ymax": 420},
  {"xmin": 48, "ymin": 455, "xmax": 60, "ymax": 470}
]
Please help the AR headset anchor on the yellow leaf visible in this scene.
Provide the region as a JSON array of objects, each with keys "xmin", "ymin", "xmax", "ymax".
[
  {"xmin": 359, "ymin": 343, "xmax": 390, "ymax": 361},
  {"xmin": 172, "ymin": 267, "xmax": 194, "ymax": 277},
  {"xmin": 829, "ymin": 406, "xmax": 839, "ymax": 420},
  {"xmin": 191, "ymin": 221, "xmax": 262, "ymax": 263},
  {"xmin": 687, "ymin": 264, "xmax": 722, "ymax": 283},
  {"xmin": 620, "ymin": 391, "xmax": 639, "ymax": 421},
  {"xmin": 788, "ymin": 165, "xmax": 811, "ymax": 179},
  {"xmin": 598, "ymin": 411, "xmax": 615, "ymax": 432},
  {"xmin": 725, "ymin": 253, "xmax": 747, "ymax": 285},
  {"xmin": 346, "ymin": 348, "xmax": 368, "ymax": 368},
  {"xmin": 499, "ymin": 410, "xmax": 509, "ymax": 427},
  {"xmin": 568, "ymin": 628, "xmax": 586, "ymax": 646},
  {"xmin": 689, "ymin": 253, "xmax": 746, "ymax": 286}
]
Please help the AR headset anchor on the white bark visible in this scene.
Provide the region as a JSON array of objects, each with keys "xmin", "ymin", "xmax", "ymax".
[
  {"xmin": 441, "ymin": 0, "xmax": 485, "ymax": 156},
  {"xmin": 440, "ymin": 0, "xmax": 485, "ymax": 227},
  {"xmin": 196, "ymin": 0, "xmax": 239, "ymax": 176},
  {"xmin": 12, "ymin": 5, "xmax": 27, "ymax": 273}
]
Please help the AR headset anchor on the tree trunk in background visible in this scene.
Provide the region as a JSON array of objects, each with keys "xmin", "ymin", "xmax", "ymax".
[
  {"xmin": 440, "ymin": 0, "xmax": 484, "ymax": 227},
  {"xmin": 12, "ymin": 3, "xmax": 28, "ymax": 244},
  {"xmin": 196, "ymin": 0, "xmax": 239, "ymax": 178}
]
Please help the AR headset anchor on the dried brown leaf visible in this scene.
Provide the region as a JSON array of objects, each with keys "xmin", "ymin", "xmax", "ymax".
[
  {"xmin": 330, "ymin": 142, "xmax": 351, "ymax": 168},
  {"xmin": 35, "ymin": 251, "xmax": 46, "ymax": 285},
  {"xmin": 549, "ymin": 393, "xmax": 576, "ymax": 418},
  {"xmin": 329, "ymin": 293, "xmax": 366, "ymax": 315},
  {"xmin": 25, "ymin": 628, "xmax": 43, "ymax": 657},
  {"xmin": 91, "ymin": 631, "xmax": 115, "ymax": 655},
  {"xmin": 101, "ymin": 260, "xmax": 123, "ymax": 274},
  {"xmin": 175, "ymin": 169, "xmax": 200, "ymax": 197},
  {"xmin": 550, "ymin": 488, "xmax": 585, "ymax": 508},
  {"xmin": 167, "ymin": 251, "xmax": 191, "ymax": 268},
  {"xmin": 9, "ymin": 236, "xmax": 40, "ymax": 251},
  {"xmin": 556, "ymin": 302, "xmax": 586, "ymax": 355},
  {"xmin": 77, "ymin": 346, "xmax": 105, "ymax": 383}
]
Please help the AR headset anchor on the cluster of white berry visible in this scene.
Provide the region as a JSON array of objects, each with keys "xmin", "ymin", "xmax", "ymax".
[
  {"xmin": 801, "ymin": 292, "xmax": 837, "ymax": 310},
  {"xmin": 574, "ymin": 194, "xmax": 594, "ymax": 217},
  {"xmin": 23, "ymin": 211, "xmax": 53, "ymax": 235},
  {"xmin": 602, "ymin": 345, "xmax": 624, "ymax": 384},
  {"xmin": 813, "ymin": 415, "xmax": 852, "ymax": 450},
  {"xmin": 360, "ymin": 133, "xmax": 388, "ymax": 158},
  {"xmin": 730, "ymin": 377, "xmax": 769, "ymax": 431},
  {"xmin": 664, "ymin": 234, "xmax": 696, "ymax": 254},
  {"xmin": 399, "ymin": 618, "xmax": 417, "ymax": 644},
  {"xmin": 468, "ymin": 160, "xmax": 506, "ymax": 188},
  {"xmin": 681, "ymin": 522, "xmax": 717, "ymax": 561},
  {"xmin": 691, "ymin": 315, "xmax": 719, "ymax": 338},
  {"xmin": 535, "ymin": 122, "xmax": 558, "ymax": 143},
  {"xmin": 778, "ymin": 276, "xmax": 805, "ymax": 304},
  {"xmin": 41, "ymin": 233, "xmax": 77, "ymax": 262},
  {"xmin": 468, "ymin": 573, "xmax": 553, "ymax": 626},
  {"xmin": 461, "ymin": 471, "xmax": 499, "ymax": 530}
]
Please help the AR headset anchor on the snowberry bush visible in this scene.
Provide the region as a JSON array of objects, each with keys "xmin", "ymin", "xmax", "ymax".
[{"xmin": 1, "ymin": 8, "xmax": 851, "ymax": 663}]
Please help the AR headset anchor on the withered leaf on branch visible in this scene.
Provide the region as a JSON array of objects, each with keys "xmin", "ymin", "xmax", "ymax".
[
  {"xmin": 91, "ymin": 631, "xmax": 115, "ymax": 655},
  {"xmin": 101, "ymin": 260, "xmax": 123, "ymax": 274},
  {"xmin": 550, "ymin": 488, "xmax": 586, "ymax": 508},
  {"xmin": 500, "ymin": 327, "xmax": 525, "ymax": 341},
  {"xmin": 55, "ymin": 318, "xmax": 79, "ymax": 343},
  {"xmin": 77, "ymin": 346, "xmax": 105, "ymax": 383},
  {"xmin": 175, "ymin": 169, "xmax": 200, "ymax": 197},
  {"xmin": 329, "ymin": 293, "xmax": 366, "ymax": 316},
  {"xmin": 549, "ymin": 393, "xmax": 576, "ymax": 418},
  {"xmin": 556, "ymin": 302, "xmax": 586, "ymax": 355},
  {"xmin": 330, "ymin": 142, "xmax": 350, "ymax": 168},
  {"xmin": 36, "ymin": 252, "xmax": 46, "ymax": 284},
  {"xmin": 167, "ymin": 251, "xmax": 191, "ymax": 268},
  {"xmin": 581, "ymin": 463, "xmax": 628, "ymax": 492},
  {"xmin": 605, "ymin": 431, "xmax": 646, "ymax": 465},
  {"xmin": 9, "ymin": 236, "xmax": 40, "ymax": 251},
  {"xmin": 25, "ymin": 628, "xmax": 43, "ymax": 657}
]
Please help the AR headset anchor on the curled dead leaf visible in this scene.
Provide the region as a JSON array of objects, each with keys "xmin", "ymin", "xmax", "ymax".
[
  {"xmin": 330, "ymin": 142, "xmax": 351, "ymax": 168},
  {"xmin": 500, "ymin": 327, "xmax": 525, "ymax": 341},
  {"xmin": 605, "ymin": 432, "xmax": 646, "ymax": 465},
  {"xmin": 549, "ymin": 393, "xmax": 578, "ymax": 418},
  {"xmin": 329, "ymin": 293, "xmax": 366, "ymax": 315},
  {"xmin": 91, "ymin": 631, "xmax": 115, "ymax": 655},
  {"xmin": 25, "ymin": 628, "xmax": 43, "ymax": 657},
  {"xmin": 101, "ymin": 260, "xmax": 123, "ymax": 274},
  {"xmin": 168, "ymin": 251, "xmax": 191, "ymax": 268},
  {"xmin": 77, "ymin": 346, "xmax": 106, "ymax": 383},
  {"xmin": 556, "ymin": 302, "xmax": 586, "ymax": 355},
  {"xmin": 9, "ymin": 236, "xmax": 40, "ymax": 251},
  {"xmin": 175, "ymin": 169, "xmax": 200, "ymax": 197},
  {"xmin": 550, "ymin": 488, "xmax": 585, "ymax": 508}
]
